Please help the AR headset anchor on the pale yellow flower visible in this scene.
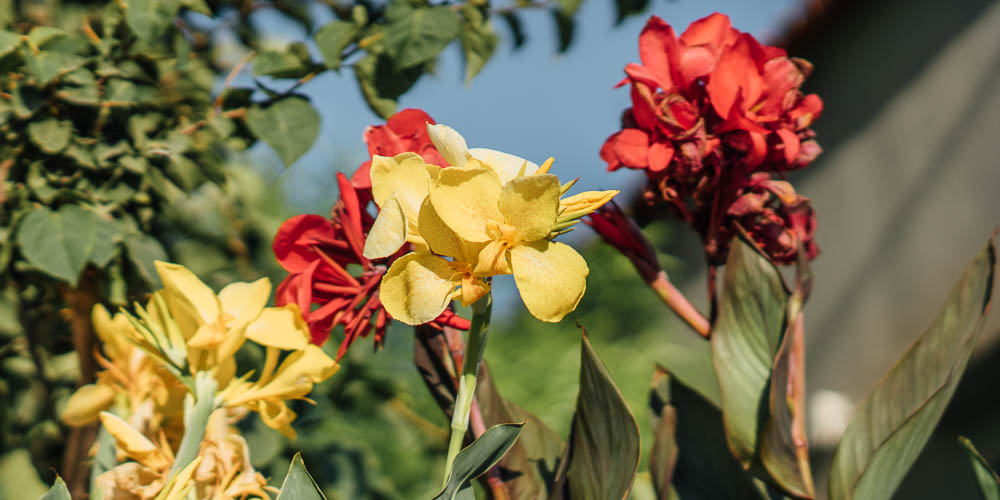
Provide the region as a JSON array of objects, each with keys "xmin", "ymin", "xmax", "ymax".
[{"xmin": 372, "ymin": 124, "xmax": 618, "ymax": 324}]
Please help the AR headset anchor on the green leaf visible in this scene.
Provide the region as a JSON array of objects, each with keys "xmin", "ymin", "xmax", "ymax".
[
  {"xmin": 27, "ymin": 118, "xmax": 73, "ymax": 154},
  {"xmin": 960, "ymin": 437, "xmax": 1000, "ymax": 500},
  {"xmin": 656, "ymin": 367, "xmax": 774, "ymax": 499},
  {"xmin": 553, "ymin": 334, "xmax": 640, "ymax": 500},
  {"xmin": 476, "ymin": 362, "xmax": 565, "ymax": 498},
  {"xmin": 246, "ymin": 97, "xmax": 320, "ymax": 167},
  {"xmin": 711, "ymin": 237, "xmax": 789, "ymax": 466},
  {"xmin": 90, "ymin": 426, "xmax": 117, "ymax": 500},
  {"xmin": 384, "ymin": 3, "xmax": 460, "ymax": 69},
  {"xmin": 828, "ymin": 240, "xmax": 995, "ymax": 500},
  {"xmin": 125, "ymin": 0, "xmax": 180, "ymax": 40},
  {"xmin": 613, "ymin": 0, "xmax": 650, "ymax": 24},
  {"xmin": 499, "ymin": 12, "xmax": 526, "ymax": 50},
  {"xmin": 353, "ymin": 53, "xmax": 424, "ymax": 119},
  {"xmin": 89, "ymin": 216, "xmax": 123, "ymax": 268},
  {"xmin": 40, "ymin": 476, "xmax": 71, "ymax": 500},
  {"xmin": 554, "ymin": 0, "xmax": 582, "ymax": 15},
  {"xmin": 434, "ymin": 423, "xmax": 525, "ymax": 500},
  {"xmin": 315, "ymin": 20, "xmax": 358, "ymax": 69},
  {"xmin": 276, "ymin": 453, "xmax": 326, "ymax": 500},
  {"xmin": 253, "ymin": 43, "xmax": 314, "ymax": 78},
  {"xmin": 124, "ymin": 232, "xmax": 167, "ymax": 287},
  {"xmin": 552, "ymin": 11, "xmax": 575, "ymax": 53},
  {"xmin": 459, "ymin": 5, "xmax": 498, "ymax": 83},
  {"xmin": 0, "ymin": 29, "xmax": 20, "ymax": 58},
  {"xmin": 24, "ymin": 51, "xmax": 85, "ymax": 86},
  {"xmin": 16, "ymin": 205, "xmax": 97, "ymax": 285}
]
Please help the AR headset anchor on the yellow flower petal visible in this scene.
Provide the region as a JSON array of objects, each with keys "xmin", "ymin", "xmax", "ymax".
[
  {"xmin": 256, "ymin": 400, "xmax": 297, "ymax": 440},
  {"xmin": 218, "ymin": 277, "xmax": 270, "ymax": 328},
  {"xmin": 244, "ymin": 305, "xmax": 310, "ymax": 350},
  {"xmin": 62, "ymin": 383, "xmax": 116, "ymax": 427},
  {"xmin": 498, "ymin": 174, "xmax": 561, "ymax": 242},
  {"xmin": 226, "ymin": 345, "xmax": 338, "ymax": 406},
  {"xmin": 473, "ymin": 239, "xmax": 511, "ymax": 276},
  {"xmin": 379, "ymin": 252, "xmax": 459, "ymax": 325},
  {"xmin": 160, "ymin": 456, "xmax": 202, "ymax": 500},
  {"xmin": 469, "ymin": 148, "xmax": 538, "ymax": 185},
  {"xmin": 558, "ymin": 189, "xmax": 620, "ymax": 221},
  {"xmin": 370, "ymin": 153, "xmax": 434, "ymax": 219},
  {"xmin": 429, "ymin": 167, "xmax": 503, "ymax": 243},
  {"xmin": 460, "ymin": 275, "xmax": 491, "ymax": 307},
  {"xmin": 92, "ymin": 304, "xmax": 134, "ymax": 361},
  {"xmin": 364, "ymin": 194, "xmax": 409, "ymax": 259},
  {"xmin": 155, "ymin": 261, "xmax": 221, "ymax": 327},
  {"xmin": 510, "ymin": 240, "xmax": 589, "ymax": 322},
  {"xmin": 417, "ymin": 198, "xmax": 466, "ymax": 260},
  {"xmin": 99, "ymin": 411, "xmax": 171, "ymax": 470},
  {"xmin": 427, "ymin": 124, "xmax": 470, "ymax": 167}
]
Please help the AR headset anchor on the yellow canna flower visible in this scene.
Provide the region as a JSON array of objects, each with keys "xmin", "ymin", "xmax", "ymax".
[
  {"xmin": 362, "ymin": 152, "xmax": 444, "ymax": 259},
  {"xmin": 220, "ymin": 344, "xmax": 339, "ymax": 439},
  {"xmin": 372, "ymin": 124, "xmax": 619, "ymax": 324}
]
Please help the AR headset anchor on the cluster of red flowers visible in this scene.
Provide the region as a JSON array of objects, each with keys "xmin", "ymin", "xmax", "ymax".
[
  {"xmin": 599, "ymin": 13, "xmax": 822, "ymax": 264},
  {"xmin": 272, "ymin": 109, "xmax": 470, "ymax": 360}
]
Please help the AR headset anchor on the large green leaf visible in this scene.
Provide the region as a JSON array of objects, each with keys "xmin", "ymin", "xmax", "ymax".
[
  {"xmin": 383, "ymin": 2, "xmax": 460, "ymax": 69},
  {"xmin": 476, "ymin": 361, "xmax": 565, "ymax": 498},
  {"xmin": 40, "ymin": 476, "xmax": 71, "ymax": 500},
  {"xmin": 658, "ymin": 367, "xmax": 776, "ymax": 500},
  {"xmin": 0, "ymin": 30, "xmax": 20, "ymax": 58},
  {"xmin": 828, "ymin": 240, "xmax": 995, "ymax": 500},
  {"xmin": 959, "ymin": 436, "xmax": 1000, "ymax": 500},
  {"xmin": 711, "ymin": 237, "xmax": 789, "ymax": 466},
  {"xmin": 124, "ymin": 232, "xmax": 167, "ymax": 287},
  {"xmin": 315, "ymin": 20, "xmax": 358, "ymax": 69},
  {"xmin": 246, "ymin": 97, "xmax": 320, "ymax": 167},
  {"xmin": 27, "ymin": 118, "xmax": 73, "ymax": 154},
  {"xmin": 434, "ymin": 423, "xmax": 525, "ymax": 500},
  {"xmin": 16, "ymin": 205, "xmax": 98, "ymax": 285},
  {"xmin": 253, "ymin": 43, "xmax": 314, "ymax": 79},
  {"xmin": 276, "ymin": 453, "xmax": 326, "ymax": 499},
  {"xmin": 553, "ymin": 334, "xmax": 640, "ymax": 500},
  {"xmin": 353, "ymin": 53, "xmax": 424, "ymax": 119},
  {"xmin": 125, "ymin": 0, "xmax": 180, "ymax": 39}
]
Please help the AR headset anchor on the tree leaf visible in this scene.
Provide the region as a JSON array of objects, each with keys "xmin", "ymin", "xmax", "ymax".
[
  {"xmin": 315, "ymin": 20, "xmax": 358, "ymax": 69},
  {"xmin": 383, "ymin": 3, "xmax": 460, "ymax": 69},
  {"xmin": 24, "ymin": 51, "xmax": 85, "ymax": 85},
  {"xmin": 253, "ymin": 43, "xmax": 314, "ymax": 78},
  {"xmin": 90, "ymin": 425, "xmax": 117, "ymax": 499},
  {"xmin": 124, "ymin": 232, "xmax": 167, "ymax": 287},
  {"xmin": 246, "ymin": 97, "xmax": 320, "ymax": 167},
  {"xmin": 554, "ymin": 0, "xmax": 582, "ymax": 15},
  {"xmin": 434, "ymin": 423, "xmax": 525, "ymax": 500},
  {"xmin": 613, "ymin": 0, "xmax": 650, "ymax": 24},
  {"xmin": 959, "ymin": 437, "xmax": 1000, "ymax": 500},
  {"xmin": 16, "ymin": 205, "xmax": 97, "ymax": 285},
  {"xmin": 276, "ymin": 453, "xmax": 326, "ymax": 500},
  {"xmin": 27, "ymin": 118, "xmax": 73, "ymax": 154},
  {"xmin": 711, "ymin": 236, "xmax": 789, "ymax": 467},
  {"xmin": 459, "ymin": 5, "xmax": 497, "ymax": 83},
  {"xmin": 89, "ymin": 216, "xmax": 123, "ymax": 268},
  {"xmin": 125, "ymin": 0, "xmax": 180, "ymax": 40},
  {"xmin": 553, "ymin": 333, "xmax": 640, "ymax": 500},
  {"xmin": 552, "ymin": 11, "xmax": 575, "ymax": 53},
  {"xmin": 40, "ymin": 476, "xmax": 71, "ymax": 500},
  {"xmin": 0, "ymin": 30, "xmax": 21, "ymax": 58},
  {"xmin": 828, "ymin": 239, "xmax": 995, "ymax": 500},
  {"xmin": 499, "ymin": 12, "xmax": 526, "ymax": 50},
  {"xmin": 353, "ymin": 53, "xmax": 423, "ymax": 119}
]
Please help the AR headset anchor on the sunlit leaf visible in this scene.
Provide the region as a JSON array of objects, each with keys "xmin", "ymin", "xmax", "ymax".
[
  {"xmin": 27, "ymin": 118, "xmax": 73, "ymax": 154},
  {"xmin": 125, "ymin": 0, "xmax": 180, "ymax": 40},
  {"xmin": 383, "ymin": 1, "xmax": 460, "ymax": 69},
  {"xmin": 459, "ymin": 6, "xmax": 497, "ymax": 83},
  {"xmin": 246, "ymin": 97, "xmax": 320, "ymax": 167},
  {"xmin": 40, "ymin": 476, "xmax": 71, "ymax": 500},
  {"xmin": 276, "ymin": 453, "xmax": 326, "ymax": 500},
  {"xmin": 315, "ymin": 20, "xmax": 358, "ymax": 69},
  {"xmin": 16, "ymin": 205, "xmax": 98, "ymax": 285},
  {"xmin": 828, "ymin": 240, "xmax": 995, "ymax": 500}
]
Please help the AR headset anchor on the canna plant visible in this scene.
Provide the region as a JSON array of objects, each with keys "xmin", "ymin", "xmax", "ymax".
[{"xmin": 16, "ymin": 7, "xmax": 1000, "ymax": 500}]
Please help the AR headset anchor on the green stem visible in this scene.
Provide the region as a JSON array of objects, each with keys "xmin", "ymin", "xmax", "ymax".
[
  {"xmin": 169, "ymin": 371, "xmax": 218, "ymax": 476},
  {"xmin": 441, "ymin": 294, "xmax": 493, "ymax": 487}
]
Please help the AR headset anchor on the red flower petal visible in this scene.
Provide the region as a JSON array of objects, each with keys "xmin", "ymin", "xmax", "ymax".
[
  {"xmin": 613, "ymin": 129, "xmax": 650, "ymax": 168},
  {"xmin": 638, "ymin": 16, "xmax": 678, "ymax": 90},
  {"xmin": 776, "ymin": 128, "xmax": 800, "ymax": 165},
  {"xmin": 679, "ymin": 12, "xmax": 732, "ymax": 51},
  {"xmin": 272, "ymin": 214, "xmax": 338, "ymax": 273},
  {"xmin": 647, "ymin": 141, "xmax": 674, "ymax": 172}
]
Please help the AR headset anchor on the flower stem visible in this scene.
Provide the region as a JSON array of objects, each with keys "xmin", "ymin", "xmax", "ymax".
[
  {"xmin": 648, "ymin": 270, "xmax": 711, "ymax": 338},
  {"xmin": 170, "ymin": 371, "xmax": 218, "ymax": 476},
  {"xmin": 442, "ymin": 295, "xmax": 492, "ymax": 487}
]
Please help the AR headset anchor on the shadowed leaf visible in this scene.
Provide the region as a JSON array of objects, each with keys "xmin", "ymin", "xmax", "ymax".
[
  {"xmin": 434, "ymin": 423, "xmax": 524, "ymax": 500},
  {"xmin": 959, "ymin": 437, "xmax": 1000, "ymax": 500},
  {"xmin": 246, "ymin": 97, "xmax": 320, "ymax": 167},
  {"xmin": 277, "ymin": 453, "xmax": 326, "ymax": 499},
  {"xmin": 828, "ymin": 239, "xmax": 995, "ymax": 500},
  {"xmin": 16, "ymin": 205, "xmax": 98, "ymax": 285},
  {"xmin": 40, "ymin": 477, "xmax": 71, "ymax": 500}
]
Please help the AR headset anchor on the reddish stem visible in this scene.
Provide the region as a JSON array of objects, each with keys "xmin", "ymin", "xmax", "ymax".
[{"xmin": 648, "ymin": 271, "xmax": 711, "ymax": 338}]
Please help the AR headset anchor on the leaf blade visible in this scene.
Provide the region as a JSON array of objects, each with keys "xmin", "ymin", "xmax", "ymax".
[
  {"xmin": 276, "ymin": 453, "xmax": 326, "ymax": 500},
  {"xmin": 433, "ymin": 423, "xmax": 525, "ymax": 500}
]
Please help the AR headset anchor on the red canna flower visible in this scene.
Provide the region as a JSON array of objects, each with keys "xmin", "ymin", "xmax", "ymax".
[
  {"xmin": 600, "ymin": 13, "xmax": 822, "ymax": 265},
  {"xmin": 273, "ymin": 109, "xmax": 470, "ymax": 360}
]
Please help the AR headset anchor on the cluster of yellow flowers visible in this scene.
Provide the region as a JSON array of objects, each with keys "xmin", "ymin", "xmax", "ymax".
[
  {"xmin": 363, "ymin": 124, "xmax": 618, "ymax": 324},
  {"xmin": 61, "ymin": 262, "xmax": 339, "ymax": 499}
]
